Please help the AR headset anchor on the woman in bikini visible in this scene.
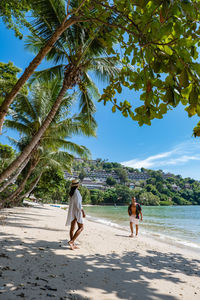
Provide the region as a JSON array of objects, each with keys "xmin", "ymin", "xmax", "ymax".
[{"xmin": 128, "ymin": 196, "xmax": 143, "ymax": 237}]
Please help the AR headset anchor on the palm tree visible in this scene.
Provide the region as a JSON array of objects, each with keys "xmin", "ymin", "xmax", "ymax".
[
  {"xmin": 0, "ymin": 10, "xmax": 119, "ymax": 183},
  {"xmin": 4, "ymin": 146, "xmax": 75, "ymax": 207},
  {"xmin": 1, "ymin": 79, "xmax": 96, "ymax": 205},
  {"xmin": 0, "ymin": 0, "xmax": 89, "ymax": 132},
  {"xmin": 0, "ymin": 0, "xmax": 124, "ymax": 132},
  {"xmin": 0, "ymin": 154, "xmax": 31, "ymax": 193}
]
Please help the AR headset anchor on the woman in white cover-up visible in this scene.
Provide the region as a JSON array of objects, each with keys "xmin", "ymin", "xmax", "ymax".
[{"xmin": 66, "ymin": 179, "xmax": 85, "ymax": 250}]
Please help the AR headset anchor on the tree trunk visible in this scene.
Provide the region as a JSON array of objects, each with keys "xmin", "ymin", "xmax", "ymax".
[
  {"xmin": 5, "ymin": 159, "xmax": 39, "ymax": 204},
  {"xmin": 0, "ymin": 17, "xmax": 77, "ymax": 133},
  {"xmin": 0, "ymin": 154, "xmax": 31, "ymax": 193},
  {"xmin": 16, "ymin": 172, "xmax": 43, "ymax": 203},
  {"xmin": 0, "ymin": 65, "xmax": 81, "ymax": 184}
]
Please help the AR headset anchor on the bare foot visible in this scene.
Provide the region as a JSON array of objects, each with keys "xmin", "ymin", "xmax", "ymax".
[
  {"xmin": 68, "ymin": 241, "xmax": 75, "ymax": 250},
  {"xmin": 129, "ymin": 234, "xmax": 134, "ymax": 238},
  {"xmin": 74, "ymin": 245, "xmax": 79, "ymax": 249}
]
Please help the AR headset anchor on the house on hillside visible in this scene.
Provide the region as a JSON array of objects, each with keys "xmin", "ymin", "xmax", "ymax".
[
  {"xmin": 64, "ymin": 171, "xmax": 79, "ymax": 180},
  {"xmin": 75, "ymin": 158, "xmax": 84, "ymax": 163},
  {"xmin": 128, "ymin": 172, "xmax": 150, "ymax": 180},
  {"xmin": 162, "ymin": 172, "xmax": 174, "ymax": 179},
  {"xmin": 81, "ymin": 178, "xmax": 105, "ymax": 190},
  {"xmin": 88, "ymin": 159, "xmax": 97, "ymax": 165},
  {"xmin": 171, "ymin": 183, "xmax": 181, "ymax": 191}
]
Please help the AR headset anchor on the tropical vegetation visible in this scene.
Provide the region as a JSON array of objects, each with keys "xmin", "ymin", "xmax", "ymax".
[
  {"xmin": 65, "ymin": 159, "xmax": 200, "ymax": 206},
  {"xmin": 1, "ymin": 0, "xmax": 200, "ymax": 208},
  {"xmin": 0, "ymin": 79, "xmax": 96, "ymax": 207},
  {"xmin": 1, "ymin": 0, "xmax": 200, "ymax": 133}
]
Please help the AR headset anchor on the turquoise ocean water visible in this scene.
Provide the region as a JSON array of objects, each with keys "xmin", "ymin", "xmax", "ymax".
[{"xmin": 84, "ymin": 205, "xmax": 200, "ymax": 250}]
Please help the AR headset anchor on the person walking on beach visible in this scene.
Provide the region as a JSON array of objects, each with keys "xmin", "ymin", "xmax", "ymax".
[
  {"xmin": 128, "ymin": 196, "xmax": 142, "ymax": 237},
  {"xmin": 65, "ymin": 179, "xmax": 85, "ymax": 250}
]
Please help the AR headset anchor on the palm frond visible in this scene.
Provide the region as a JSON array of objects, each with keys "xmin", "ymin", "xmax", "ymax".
[
  {"xmin": 5, "ymin": 120, "xmax": 32, "ymax": 136},
  {"xmin": 14, "ymin": 94, "xmax": 37, "ymax": 120},
  {"xmin": 73, "ymin": 114, "xmax": 97, "ymax": 136},
  {"xmin": 25, "ymin": 34, "xmax": 67, "ymax": 64},
  {"xmin": 8, "ymin": 110, "xmax": 33, "ymax": 127},
  {"xmin": 42, "ymin": 138, "xmax": 91, "ymax": 159},
  {"xmin": 29, "ymin": 0, "xmax": 66, "ymax": 40},
  {"xmin": 82, "ymin": 73, "xmax": 101, "ymax": 99},
  {"xmin": 87, "ymin": 56, "xmax": 120, "ymax": 83},
  {"xmin": 44, "ymin": 150, "xmax": 74, "ymax": 167},
  {"xmin": 29, "ymin": 65, "xmax": 64, "ymax": 85},
  {"xmin": 7, "ymin": 137, "xmax": 20, "ymax": 150},
  {"xmin": 78, "ymin": 88, "xmax": 96, "ymax": 116}
]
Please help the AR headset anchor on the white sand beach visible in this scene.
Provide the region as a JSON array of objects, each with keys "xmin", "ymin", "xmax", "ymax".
[{"xmin": 0, "ymin": 204, "xmax": 200, "ymax": 300}]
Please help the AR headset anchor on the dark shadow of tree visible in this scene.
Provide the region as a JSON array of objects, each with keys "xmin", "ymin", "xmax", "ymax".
[
  {"xmin": 0, "ymin": 208, "xmax": 66, "ymax": 232},
  {"xmin": 0, "ymin": 207, "xmax": 200, "ymax": 299},
  {"xmin": 0, "ymin": 233, "xmax": 200, "ymax": 300}
]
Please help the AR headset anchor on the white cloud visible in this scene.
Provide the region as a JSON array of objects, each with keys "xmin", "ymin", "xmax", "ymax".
[
  {"xmin": 121, "ymin": 140, "xmax": 200, "ymax": 170},
  {"xmin": 166, "ymin": 155, "xmax": 200, "ymax": 165}
]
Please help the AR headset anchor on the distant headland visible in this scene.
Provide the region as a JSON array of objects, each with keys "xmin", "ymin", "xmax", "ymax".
[{"xmin": 64, "ymin": 158, "xmax": 200, "ymax": 206}]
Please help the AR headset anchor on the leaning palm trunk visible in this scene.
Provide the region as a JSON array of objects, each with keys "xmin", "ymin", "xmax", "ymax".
[
  {"xmin": 15, "ymin": 171, "xmax": 43, "ymax": 204},
  {"xmin": 4, "ymin": 159, "xmax": 39, "ymax": 204},
  {"xmin": 0, "ymin": 65, "xmax": 82, "ymax": 183},
  {"xmin": 0, "ymin": 17, "xmax": 77, "ymax": 133},
  {"xmin": 0, "ymin": 154, "xmax": 32, "ymax": 193}
]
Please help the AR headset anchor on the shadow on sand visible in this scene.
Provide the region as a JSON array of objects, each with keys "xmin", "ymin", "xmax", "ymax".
[{"xmin": 0, "ymin": 208, "xmax": 200, "ymax": 300}]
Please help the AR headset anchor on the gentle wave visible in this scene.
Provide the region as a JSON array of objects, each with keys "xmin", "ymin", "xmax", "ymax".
[
  {"xmin": 86, "ymin": 213, "xmax": 200, "ymax": 252},
  {"xmin": 87, "ymin": 215, "xmax": 127, "ymax": 230}
]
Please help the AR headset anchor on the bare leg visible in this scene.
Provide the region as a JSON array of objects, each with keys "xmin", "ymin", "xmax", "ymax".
[
  {"xmin": 68, "ymin": 219, "xmax": 77, "ymax": 250},
  {"xmin": 136, "ymin": 225, "xmax": 139, "ymax": 236},
  {"xmin": 129, "ymin": 222, "xmax": 134, "ymax": 237},
  {"xmin": 70, "ymin": 222, "xmax": 84, "ymax": 248},
  {"xmin": 70, "ymin": 219, "xmax": 76, "ymax": 240}
]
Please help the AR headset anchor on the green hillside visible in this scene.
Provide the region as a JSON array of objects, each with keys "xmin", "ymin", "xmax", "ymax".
[{"xmin": 65, "ymin": 159, "xmax": 200, "ymax": 206}]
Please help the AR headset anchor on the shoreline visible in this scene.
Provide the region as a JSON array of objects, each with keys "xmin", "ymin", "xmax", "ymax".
[
  {"xmin": 0, "ymin": 203, "xmax": 200, "ymax": 299},
  {"xmin": 27, "ymin": 201, "xmax": 200, "ymax": 252},
  {"xmin": 86, "ymin": 214, "xmax": 200, "ymax": 254}
]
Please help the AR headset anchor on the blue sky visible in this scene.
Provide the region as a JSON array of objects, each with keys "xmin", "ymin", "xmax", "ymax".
[{"xmin": 1, "ymin": 21, "xmax": 200, "ymax": 180}]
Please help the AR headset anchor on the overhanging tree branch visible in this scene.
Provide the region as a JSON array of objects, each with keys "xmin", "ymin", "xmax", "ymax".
[{"xmin": 0, "ymin": 16, "xmax": 78, "ymax": 133}]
